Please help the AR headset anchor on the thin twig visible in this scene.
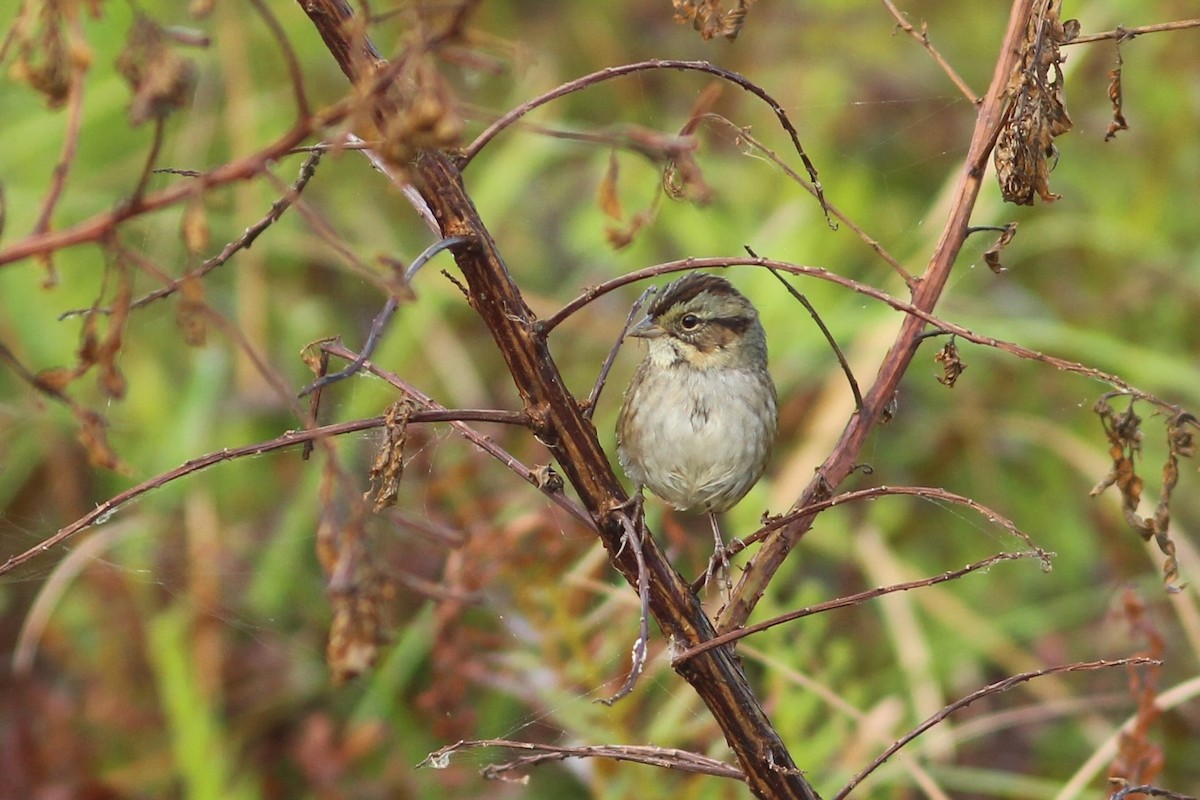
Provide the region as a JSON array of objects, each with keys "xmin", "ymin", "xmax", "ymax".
[
  {"xmin": 419, "ymin": 739, "xmax": 743, "ymax": 781},
  {"xmin": 121, "ymin": 151, "xmax": 322, "ymax": 312},
  {"xmin": 746, "ymin": 484, "xmax": 1051, "ymax": 560},
  {"xmin": 128, "ymin": 117, "xmax": 167, "ymax": 208},
  {"xmin": 541, "ymin": 257, "xmax": 1149, "ymax": 400},
  {"xmin": 319, "ymin": 341, "xmax": 597, "ymax": 530},
  {"xmin": 598, "ymin": 510, "xmax": 651, "ymax": 705},
  {"xmin": 0, "ymin": 404, "xmax": 534, "ymax": 578},
  {"xmin": 881, "ymin": 0, "xmax": 981, "ymax": 104},
  {"xmin": 676, "ymin": 551, "xmax": 1037, "ymax": 662},
  {"xmin": 1065, "ymin": 18, "xmax": 1200, "ymax": 45},
  {"xmin": 761, "ymin": 261, "xmax": 862, "ymax": 411},
  {"xmin": 703, "ymin": 115, "xmax": 915, "ymax": 286},
  {"xmin": 459, "ymin": 59, "xmax": 830, "ymax": 224},
  {"xmin": 298, "ymin": 235, "xmax": 470, "ymax": 397},
  {"xmin": 580, "ymin": 286, "xmax": 656, "ymax": 419},
  {"xmin": 247, "ymin": 0, "xmax": 310, "ymax": 119},
  {"xmin": 834, "ymin": 658, "xmax": 1161, "ymax": 800}
]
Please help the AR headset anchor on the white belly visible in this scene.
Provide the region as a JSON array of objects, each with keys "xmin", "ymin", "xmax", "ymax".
[{"xmin": 618, "ymin": 364, "xmax": 777, "ymax": 513}]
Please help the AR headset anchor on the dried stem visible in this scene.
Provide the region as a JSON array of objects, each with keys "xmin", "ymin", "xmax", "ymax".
[
  {"xmin": 0, "ymin": 404, "xmax": 530, "ymax": 578},
  {"xmin": 834, "ymin": 658, "xmax": 1161, "ymax": 800},
  {"xmin": 881, "ymin": 0, "xmax": 981, "ymax": 104},
  {"xmin": 1065, "ymin": 18, "xmax": 1200, "ymax": 45},
  {"xmin": 675, "ymin": 550, "xmax": 1038, "ymax": 662},
  {"xmin": 459, "ymin": 59, "xmax": 828, "ymax": 221},
  {"xmin": 420, "ymin": 739, "xmax": 744, "ymax": 781}
]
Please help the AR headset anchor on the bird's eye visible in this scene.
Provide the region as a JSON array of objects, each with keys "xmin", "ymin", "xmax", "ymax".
[{"xmin": 680, "ymin": 313, "xmax": 701, "ymax": 330}]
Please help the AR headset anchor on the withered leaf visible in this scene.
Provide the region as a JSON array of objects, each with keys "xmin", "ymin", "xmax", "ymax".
[
  {"xmin": 672, "ymin": 0, "xmax": 755, "ymax": 41},
  {"xmin": 181, "ymin": 196, "xmax": 210, "ymax": 255},
  {"xmin": 983, "ymin": 222, "xmax": 1018, "ymax": 274},
  {"xmin": 605, "ymin": 206, "xmax": 657, "ymax": 250},
  {"xmin": 1104, "ymin": 62, "xmax": 1130, "ymax": 142},
  {"xmin": 934, "ymin": 339, "xmax": 966, "ymax": 387},
  {"xmin": 300, "ymin": 337, "xmax": 338, "ymax": 375},
  {"xmin": 177, "ymin": 273, "xmax": 208, "ymax": 347},
  {"xmin": 1091, "ymin": 397, "xmax": 1193, "ymax": 592},
  {"xmin": 34, "ymin": 366, "xmax": 76, "ymax": 394},
  {"xmin": 994, "ymin": 1, "xmax": 1076, "ymax": 205},
  {"xmin": 598, "ymin": 151, "xmax": 623, "ymax": 221},
  {"xmin": 367, "ymin": 400, "xmax": 416, "ymax": 511},
  {"xmin": 116, "ymin": 15, "xmax": 197, "ymax": 126},
  {"xmin": 75, "ymin": 407, "xmax": 126, "ymax": 472}
]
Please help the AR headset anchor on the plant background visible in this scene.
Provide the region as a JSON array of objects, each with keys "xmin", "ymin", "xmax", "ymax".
[{"xmin": 1, "ymin": 1, "xmax": 1198, "ymax": 798}]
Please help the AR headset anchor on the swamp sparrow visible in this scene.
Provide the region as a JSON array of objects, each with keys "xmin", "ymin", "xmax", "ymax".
[{"xmin": 616, "ymin": 273, "xmax": 778, "ymax": 583}]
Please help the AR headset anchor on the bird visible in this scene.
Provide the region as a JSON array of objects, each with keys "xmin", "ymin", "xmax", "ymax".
[{"xmin": 616, "ymin": 272, "xmax": 778, "ymax": 590}]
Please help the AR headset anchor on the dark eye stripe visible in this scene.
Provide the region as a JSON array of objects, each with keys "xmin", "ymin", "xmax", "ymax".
[{"xmin": 710, "ymin": 316, "xmax": 753, "ymax": 335}]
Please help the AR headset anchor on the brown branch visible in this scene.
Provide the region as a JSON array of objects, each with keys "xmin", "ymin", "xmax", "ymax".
[
  {"xmin": 541, "ymin": 257, "xmax": 1149, "ymax": 399},
  {"xmin": 674, "ymin": 551, "xmax": 1038, "ymax": 663},
  {"xmin": 295, "ymin": 3, "xmax": 822, "ymax": 797},
  {"xmin": 881, "ymin": 0, "xmax": 981, "ymax": 104},
  {"xmin": 126, "ymin": 150, "xmax": 322, "ymax": 311},
  {"xmin": 0, "ymin": 120, "xmax": 315, "ymax": 268},
  {"xmin": 420, "ymin": 739, "xmax": 744, "ymax": 781},
  {"xmin": 0, "ymin": 406, "xmax": 529, "ymax": 578},
  {"xmin": 1065, "ymin": 18, "xmax": 1200, "ymax": 45},
  {"xmin": 700, "ymin": 115, "xmax": 916, "ymax": 286},
  {"xmin": 834, "ymin": 658, "xmax": 1161, "ymax": 800},
  {"xmin": 458, "ymin": 58, "xmax": 828, "ymax": 222},
  {"xmin": 718, "ymin": 0, "xmax": 1038, "ymax": 634},
  {"xmin": 318, "ymin": 341, "xmax": 596, "ymax": 530}
]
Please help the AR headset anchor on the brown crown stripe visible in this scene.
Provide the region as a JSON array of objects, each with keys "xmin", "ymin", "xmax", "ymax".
[{"xmin": 650, "ymin": 272, "xmax": 738, "ymax": 316}]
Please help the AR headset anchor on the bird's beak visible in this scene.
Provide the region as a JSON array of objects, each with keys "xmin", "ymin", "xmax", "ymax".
[{"xmin": 626, "ymin": 315, "xmax": 665, "ymax": 340}]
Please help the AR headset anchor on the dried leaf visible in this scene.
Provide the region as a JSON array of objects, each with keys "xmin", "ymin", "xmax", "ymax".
[
  {"xmin": 605, "ymin": 206, "xmax": 657, "ymax": 250},
  {"xmin": 1091, "ymin": 398, "xmax": 1193, "ymax": 592},
  {"xmin": 324, "ymin": 525, "xmax": 386, "ymax": 683},
  {"xmin": 1107, "ymin": 588, "xmax": 1165, "ymax": 790},
  {"xmin": 367, "ymin": 401, "xmax": 416, "ymax": 511},
  {"xmin": 994, "ymin": 1, "xmax": 1076, "ymax": 205},
  {"xmin": 181, "ymin": 196, "xmax": 210, "ymax": 255},
  {"xmin": 379, "ymin": 58, "xmax": 462, "ymax": 166},
  {"xmin": 532, "ymin": 463, "xmax": 563, "ymax": 492},
  {"xmin": 33, "ymin": 366, "xmax": 76, "ymax": 394},
  {"xmin": 75, "ymin": 408, "xmax": 125, "ymax": 472},
  {"xmin": 934, "ymin": 338, "xmax": 966, "ymax": 387},
  {"xmin": 301, "ymin": 337, "xmax": 338, "ymax": 375},
  {"xmin": 672, "ymin": 0, "xmax": 755, "ymax": 40},
  {"xmin": 598, "ymin": 151, "xmax": 623, "ymax": 220},
  {"xmin": 177, "ymin": 273, "xmax": 208, "ymax": 347},
  {"xmin": 8, "ymin": 1, "xmax": 78, "ymax": 108},
  {"xmin": 983, "ymin": 222, "xmax": 1018, "ymax": 274},
  {"xmin": 1104, "ymin": 50, "xmax": 1130, "ymax": 142},
  {"xmin": 115, "ymin": 15, "xmax": 197, "ymax": 125},
  {"xmin": 315, "ymin": 467, "xmax": 386, "ymax": 684}
]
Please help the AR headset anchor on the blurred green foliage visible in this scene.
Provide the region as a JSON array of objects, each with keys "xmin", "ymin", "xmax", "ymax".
[{"xmin": 1, "ymin": 1, "xmax": 1199, "ymax": 798}]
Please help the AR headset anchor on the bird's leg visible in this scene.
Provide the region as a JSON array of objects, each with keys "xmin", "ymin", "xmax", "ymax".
[
  {"xmin": 613, "ymin": 489, "xmax": 645, "ymax": 559},
  {"xmin": 704, "ymin": 511, "xmax": 733, "ymax": 598}
]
